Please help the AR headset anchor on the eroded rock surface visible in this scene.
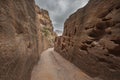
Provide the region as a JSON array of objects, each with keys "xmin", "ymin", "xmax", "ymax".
[
  {"xmin": 55, "ymin": 0, "xmax": 120, "ymax": 80},
  {"xmin": 0, "ymin": 0, "xmax": 55, "ymax": 80},
  {"xmin": 0, "ymin": 0, "xmax": 38, "ymax": 80}
]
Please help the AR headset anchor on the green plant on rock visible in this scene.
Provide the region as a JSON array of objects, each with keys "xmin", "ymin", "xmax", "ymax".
[{"xmin": 41, "ymin": 27, "xmax": 50, "ymax": 37}]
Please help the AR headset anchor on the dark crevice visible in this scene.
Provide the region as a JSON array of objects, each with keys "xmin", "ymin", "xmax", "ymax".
[
  {"xmin": 84, "ymin": 40, "xmax": 93, "ymax": 45},
  {"xmin": 15, "ymin": 28, "xmax": 24, "ymax": 34},
  {"xmin": 61, "ymin": 44, "xmax": 65, "ymax": 50},
  {"xmin": 104, "ymin": 54, "xmax": 110, "ymax": 56},
  {"xmin": 107, "ymin": 31, "xmax": 112, "ymax": 35},
  {"xmin": 115, "ymin": 4, "xmax": 120, "ymax": 9},
  {"xmin": 111, "ymin": 40, "xmax": 120, "ymax": 44},
  {"xmin": 0, "ymin": 26, "xmax": 3, "ymax": 32},
  {"xmin": 74, "ymin": 28, "xmax": 76, "ymax": 35},
  {"xmin": 108, "ymin": 46, "xmax": 120, "ymax": 57},
  {"xmin": 98, "ymin": 11, "xmax": 110, "ymax": 18},
  {"xmin": 88, "ymin": 29, "xmax": 105, "ymax": 38},
  {"xmin": 96, "ymin": 25, "xmax": 105, "ymax": 30},
  {"xmin": 28, "ymin": 42, "xmax": 31, "ymax": 48},
  {"xmin": 102, "ymin": 18, "xmax": 112, "ymax": 21},
  {"xmin": 98, "ymin": 57, "xmax": 113, "ymax": 64},
  {"xmin": 80, "ymin": 44, "xmax": 88, "ymax": 51},
  {"xmin": 108, "ymin": 64, "xmax": 120, "ymax": 70}
]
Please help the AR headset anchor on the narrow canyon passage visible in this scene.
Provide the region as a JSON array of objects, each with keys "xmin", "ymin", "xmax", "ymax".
[{"xmin": 31, "ymin": 48, "xmax": 94, "ymax": 80}]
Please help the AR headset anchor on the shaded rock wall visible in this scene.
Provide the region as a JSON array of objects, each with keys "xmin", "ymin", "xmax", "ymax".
[
  {"xmin": 0, "ymin": 0, "xmax": 39, "ymax": 80},
  {"xmin": 55, "ymin": 0, "xmax": 120, "ymax": 80},
  {"xmin": 0, "ymin": 0, "xmax": 55, "ymax": 80}
]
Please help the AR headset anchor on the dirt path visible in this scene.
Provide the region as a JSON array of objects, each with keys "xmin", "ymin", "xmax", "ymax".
[{"xmin": 31, "ymin": 48, "xmax": 94, "ymax": 80}]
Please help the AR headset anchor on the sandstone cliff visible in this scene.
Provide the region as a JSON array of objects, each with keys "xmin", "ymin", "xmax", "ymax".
[
  {"xmin": 0, "ymin": 0, "xmax": 38, "ymax": 80},
  {"xmin": 55, "ymin": 0, "xmax": 120, "ymax": 80},
  {"xmin": 0, "ymin": 0, "xmax": 55, "ymax": 80},
  {"xmin": 35, "ymin": 5, "xmax": 56, "ymax": 53}
]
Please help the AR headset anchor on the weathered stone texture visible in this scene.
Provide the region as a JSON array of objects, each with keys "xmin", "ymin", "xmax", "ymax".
[
  {"xmin": 0, "ymin": 0, "xmax": 39, "ymax": 80},
  {"xmin": 55, "ymin": 0, "xmax": 120, "ymax": 80},
  {"xmin": 35, "ymin": 5, "xmax": 56, "ymax": 53},
  {"xmin": 0, "ymin": 0, "xmax": 55, "ymax": 80}
]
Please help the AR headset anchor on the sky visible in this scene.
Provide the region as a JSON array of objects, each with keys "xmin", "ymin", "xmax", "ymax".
[{"xmin": 35, "ymin": 0, "xmax": 89, "ymax": 34}]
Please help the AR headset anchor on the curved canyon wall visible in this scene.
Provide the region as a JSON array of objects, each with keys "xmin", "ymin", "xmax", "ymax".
[
  {"xmin": 0, "ymin": 0, "xmax": 55, "ymax": 80},
  {"xmin": 55, "ymin": 0, "xmax": 120, "ymax": 80}
]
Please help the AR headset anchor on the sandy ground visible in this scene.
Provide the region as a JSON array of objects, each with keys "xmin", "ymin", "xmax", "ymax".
[{"xmin": 31, "ymin": 48, "xmax": 94, "ymax": 80}]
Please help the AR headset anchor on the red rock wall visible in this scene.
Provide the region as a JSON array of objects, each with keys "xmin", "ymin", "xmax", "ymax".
[
  {"xmin": 55, "ymin": 0, "xmax": 120, "ymax": 80},
  {"xmin": 0, "ymin": 0, "xmax": 38, "ymax": 80}
]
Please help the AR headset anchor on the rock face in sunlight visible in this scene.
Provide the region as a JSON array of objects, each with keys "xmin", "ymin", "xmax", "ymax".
[
  {"xmin": 55, "ymin": 0, "xmax": 120, "ymax": 80},
  {"xmin": 36, "ymin": 5, "xmax": 56, "ymax": 53},
  {"xmin": 0, "ymin": 0, "xmax": 55, "ymax": 80}
]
